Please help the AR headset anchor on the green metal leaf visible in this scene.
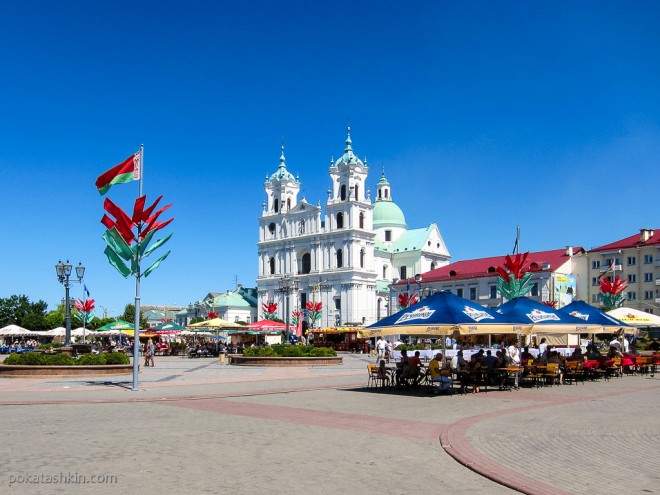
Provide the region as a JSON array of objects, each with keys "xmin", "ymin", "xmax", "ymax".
[
  {"xmin": 143, "ymin": 233, "xmax": 173, "ymax": 258},
  {"xmin": 102, "ymin": 227, "xmax": 135, "ymax": 261},
  {"xmin": 103, "ymin": 246, "xmax": 132, "ymax": 278},
  {"xmin": 144, "ymin": 250, "xmax": 171, "ymax": 278}
]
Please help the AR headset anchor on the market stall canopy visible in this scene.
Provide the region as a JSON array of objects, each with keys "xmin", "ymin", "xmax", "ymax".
[
  {"xmin": 44, "ymin": 327, "xmax": 66, "ymax": 336},
  {"xmin": 188, "ymin": 318, "xmax": 246, "ymax": 330},
  {"xmin": 71, "ymin": 327, "xmax": 95, "ymax": 337},
  {"xmin": 606, "ymin": 307, "xmax": 660, "ymax": 328},
  {"xmin": 151, "ymin": 322, "xmax": 185, "ymax": 334},
  {"xmin": 496, "ymin": 297, "xmax": 600, "ymax": 334},
  {"xmin": 96, "ymin": 320, "xmax": 136, "ymax": 331},
  {"xmin": 559, "ymin": 300, "xmax": 630, "ymax": 334},
  {"xmin": 0, "ymin": 324, "xmax": 42, "ymax": 336},
  {"xmin": 364, "ymin": 291, "xmax": 528, "ymax": 337},
  {"xmin": 246, "ymin": 319, "xmax": 286, "ymax": 331}
]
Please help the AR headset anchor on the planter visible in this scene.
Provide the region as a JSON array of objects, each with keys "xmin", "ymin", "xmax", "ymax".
[
  {"xmin": 227, "ymin": 355, "xmax": 342, "ymax": 367},
  {"xmin": 0, "ymin": 364, "xmax": 133, "ymax": 378}
]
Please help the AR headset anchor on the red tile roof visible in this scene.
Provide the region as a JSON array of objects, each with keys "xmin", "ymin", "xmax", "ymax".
[
  {"xmin": 396, "ymin": 248, "xmax": 584, "ymax": 286},
  {"xmin": 589, "ymin": 229, "xmax": 659, "ymax": 253}
]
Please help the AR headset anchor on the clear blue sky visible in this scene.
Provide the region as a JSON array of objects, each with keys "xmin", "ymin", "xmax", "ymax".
[{"xmin": 1, "ymin": 1, "xmax": 658, "ymax": 318}]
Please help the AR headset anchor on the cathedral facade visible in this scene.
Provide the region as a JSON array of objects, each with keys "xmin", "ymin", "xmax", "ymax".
[{"xmin": 256, "ymin": 129, "xmax": 451, "ymax": 330}]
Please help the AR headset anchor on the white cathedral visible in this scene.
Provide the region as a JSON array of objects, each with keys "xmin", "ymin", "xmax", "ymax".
[{"xmin": 256, "ymin": 128, "xmax": 451, "ymax": 330}]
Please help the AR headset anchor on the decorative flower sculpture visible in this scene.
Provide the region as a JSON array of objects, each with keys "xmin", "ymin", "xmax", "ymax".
[
  {"xmin": 262, "ymin": 301, "xmax": 278, "ymax": 320},
  {"xmin": 291, "ymin": 310, "xmax": 302, "ymax": 327},
  {"xmin": 100, "ymin": 195, "xmax": 173, "ymax": 278},
  {"xmin": 496, "ymin": 252, "xmax": 533, "ymax": 300},
  {"xmin": 74, "ymin": 299, "xmax": 95, "ymax": 324},
  {"xmin": 398, "ymin": 292, "xmax": 418, "ymax": 309},
  {"xmin": 599, "ymin": 276, "xmax": 626, "ymax": 310},
  {"xmin": 541, "ymin": 300, "xmax": 558, "ymax": 308},
  {"xmin": 305, "ymin": 301, "xmax": 322, "ymax": 328},
  {"xmin": 206, "ymin": 311, "xmax": 218, "ymax": 320}
]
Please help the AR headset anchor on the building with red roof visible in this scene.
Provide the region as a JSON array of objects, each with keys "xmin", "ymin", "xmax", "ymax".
[
  {"xmin": 586, "ymin": 228, "xmax": 659, "ymax": 313},
  {"xmin": 390, "ymin": 246, "xmax": 586, "ymax": 310}
]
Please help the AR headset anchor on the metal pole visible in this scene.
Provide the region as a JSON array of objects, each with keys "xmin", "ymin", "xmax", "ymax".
[
  {"xmin": 285, "ymin": 291, "xmax": 290, "ymax": 343},
  {"xmin": 64, "ymin": 277, "xmax": 71, "ymax": 346},
  {"xmin": 132, "ymin": 144, "xmax": 144, "ymax": 391}
]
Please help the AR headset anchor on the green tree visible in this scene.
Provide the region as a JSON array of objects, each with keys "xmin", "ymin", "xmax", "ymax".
[
  {"xmin": 120, "ymin": 304, "xmax": 148, "ymax": 328},
  {"xmin": 0, "ymin": 295, "xmax": 48, "ymax": 328}
]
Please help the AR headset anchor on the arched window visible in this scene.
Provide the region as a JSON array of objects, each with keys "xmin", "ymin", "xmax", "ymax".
[
  {"xmin": 336, "ymin": 212, "xmax": 344, "ymax": 229},
  {"xmin": 430, "ymin": 261, "xmax": 437, "ymax": 271},
  {"xmin": 340, "ymin": 185, "xmax": 346, "ymax": 201},
  {"xmin": 359, "ymin": 212, "xmax": 364, "ymax": 229},
  {"xmin": 269, "ymin": 257, "xmax": 275, "ymax": 275},
  {"xmin": 360, "ymin": 249, "xmax": 365, "ymax": 268},
  {"xmin": 287, "ymin": 198, "xmax": 291, "ymax": 210},
  {"xmin": 337, "ymin": 249, "xmax": 343, "ymax": 268},
  {"xmin": 378, "ymin": 189, "xmax": 382, "ymax": 199},
  {"xmin": 354, "ymin": 185, "xmax": 358, "ymax": 200},
  {"xmin": 301, "ymin": 253, "xmax": 311, "ymax": 274},
  {"xmin": 274, "ymin": 198, "xmax": 279, "ymax": 213},
  {"xmin": 385, "ymin": 189, "xmax": 389, "ymax": 199}
]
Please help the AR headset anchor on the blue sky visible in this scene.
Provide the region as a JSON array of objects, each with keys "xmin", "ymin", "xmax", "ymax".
[{"xmin": 1, "ymin": 1, "xmax": 658, "ymax": 318}]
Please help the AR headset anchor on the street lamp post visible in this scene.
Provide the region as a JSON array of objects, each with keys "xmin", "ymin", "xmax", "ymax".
[
  {"xmin": 279, "ymin": 275, "xmax": 299, "ymax": 343},
  {"xmin": 55, "ymin": 260, "xmax": 85, "ymax": 346}
]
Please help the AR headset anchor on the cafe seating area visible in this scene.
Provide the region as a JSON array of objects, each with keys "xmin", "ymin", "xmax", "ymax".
[{"xmin": 366, "ymin": 352, "xmax": 660, "ymax": 395}]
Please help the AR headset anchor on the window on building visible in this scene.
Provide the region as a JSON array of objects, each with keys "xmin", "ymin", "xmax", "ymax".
[
  {"xmin": 382, "ymin": 265, "xmax": 387, "ymax": 279},
  {"xmin": 490, "ymin": 286, "xmax": 497, "ymax": 299},
  {"xmin": 644, "ymin": 290, "xmax": 654, "ymax": 300},
  {"xmin": 530, "ymin": 283, "xmax": 539, "ymax": 297},
  {"xmin": 234, "ymin": 316, "xmax": 240, "ymax": 322},
  {"xmin": 469, "ymin": 287, "xmax": 477, "ymax": 300},
  {"xmin": 301, "ymin": 253, "xmax": 311, "ymax": 274},
  {"xmin": 385, "ymin": 230, "xmax": 392, "ymax": 241},
  {"xmin": 336, "ymin": 249, "xmax": 343, "ymax": 268},
  {"xmin": 269, "ymin": 257, "xmax": 275, "ymax": 275},
  {"xmin": 300, "ymin": 292, "xmax": 307, "ymax": 309},
  {"xmin": 627, "ymin": 292, "xmax": 636, "ymax": 300},
  {"xmin": 384, "ymin": 189, "xmax": 389, "ymax": 198},
  {"xmin": 628, "ymin": 274, "xmax": 636, "ymax": 283},
  {"xmin": 591, "ymin": 294, "xmax": 599, "ymax": 303},
  {"xmin": 287, "ymin": 198, "xmax": 291, "ymax": 210},
  {"xmin": 430, "ymin": 261, "xmax": 436, "ymax": 271},
  {"xmin": 592, "ymin": 277, "xmax": 599, "ymax": 286},
  {"xmin": 360, "ymin": 249, "xmax": 365, "ymax": 268},
  {"xmin": 456, "ymin": 288, "xmax": 463, "ymax": 298},
  {"xmin": 644, "ymin": 254, "xmax": 653, "ymax": 264},
  {"xmin": 592, "ymin": 260, "xmax": 601, "ymax": 269},
  {"xmin": 246, "ymin": 316, "xmax": 251, "ymax": 323},
  {"xmin": 627, "ymin": 256, "xmax": 636, "ymax": 266},
  {"xmin": 644, "ymin": 273, "xmax": 653, "ymax": 282},
  {"xmin": 299, "ymin": 220, "xmax": 305, "ymax": 234},
  {"xmin": 334, "ymin": 298, "xmax": 341, "ymax": 310},
  {"xmin": 274, "ymin": 198, "xmax": 279, "ymax": 213},
  {"xmin": 340, "ymin": 185, "xmax": 346, "ymax": 201},
  {"xmin": 400, "ymin": 266, "xmax": 407, "ymax": 279},
  {"xmin": 354, "ymin": 185, "xmax": 358, "ymax": 200},
  {"xmin": 268, "ymin": 222, "xmax": 275, "ymax": 236},
  {"xmin": 605, "ymin": 257, "xmax": 621, "ymax": 267},
  {"xmin": 336, "ymin": 212, "xmax": 344, "ymax": 229},
  {"xmin": 359, "ymin": 212, "xmax": 364, "ymax": 229}
]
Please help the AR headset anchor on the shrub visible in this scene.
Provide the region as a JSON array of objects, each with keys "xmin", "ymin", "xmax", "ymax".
[
  {"xmin": 76, "ymin": 354, "xmax": 106, "ymax": 365},
  {"xmin": 103, "ymin": 352, "xmax": 130, "ymax": 365},
  {"xmin": 281, "ymin": 345, "xmax": 304, "ymax": 357}
]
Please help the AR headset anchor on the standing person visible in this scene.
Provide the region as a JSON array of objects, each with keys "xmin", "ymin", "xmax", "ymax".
[
  {"xmin": 147, "ymin": 338, "xmax": 156, "ymax": 367},
  {"xmin": 376, "ymin": 337, "xmax": 386, "ymax": 362},
  {"xmin": 507, "ymin": 340, "xmax": 521, "ymax": 388},
  {"xmin": 538, "ymin": 337, "xmax": 548, "ymax": 357},
  {"xmin": 386, "ymin": 339, "xmax": 393, "ymax": 364}
]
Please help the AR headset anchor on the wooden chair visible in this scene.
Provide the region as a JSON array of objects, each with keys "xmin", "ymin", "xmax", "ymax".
[
  {"xmin": 606, "ymin": 358, "xmax": 622, "ymax": 379},
  {"xmin": 563, "ymin": 360, "xmax": 584, "ymax": 385},
  {"xmin": 523, "ymin": 364, "xmax": 544, "ymax": 388},
  {"xmin": 543, "ymin": 362, "xmax": 561, "ymax": 385}
]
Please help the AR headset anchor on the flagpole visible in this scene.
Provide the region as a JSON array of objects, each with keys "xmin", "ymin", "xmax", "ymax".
[{"xmin": 132, "ymin": 144, "xmax": 144, "ymax": 391}]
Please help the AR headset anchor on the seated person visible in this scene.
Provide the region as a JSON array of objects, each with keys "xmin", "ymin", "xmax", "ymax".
[
  {"xmin": 428, "ymin": 352, "xmax": 452, "ymax": 393},
  {"xmin": 376, "ymin": 359, "xmax": 390, "ymax": 386},
  {"xmin": 481, "ymin": 350, "xmax": 499, "ymax": 370},
  {"xmin": 395, "ymin": 349, "xmax": 411, "ymax": 385},
  {"xmin": 408, "ymin": 350, "xmax": 424, "ymax": 384},
  {"xmin": 607, "ymin": 345, "xmax": 622, "ymax": 359},
  {"xmin": 451, "ymin": 350, "xmax": 466, "ymax": 371},
  {"xmin": 546, "ymin": 351, "xmax": 565, "ymax": 384},
  {"xmin": 521, "ymin": 346, "xmax": 534, "ymax": 363},
  {"xmin": 570, "ymin": 346, "xmax": 585, "ymax": 361},
  {"xmin": 465, "ymin": 354, "xmax": 483, "ymax": 393}
]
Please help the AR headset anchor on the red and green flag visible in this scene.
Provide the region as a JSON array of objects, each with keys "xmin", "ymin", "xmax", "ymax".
[{"xmin": 95, "ymin": 151, "xmax": 141, "ymax": 195}]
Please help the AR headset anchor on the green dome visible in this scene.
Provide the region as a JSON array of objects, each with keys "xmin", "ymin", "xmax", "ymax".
[{"xmin": 373, "ymin": 200, "xmax": 407, "ymax": 229}]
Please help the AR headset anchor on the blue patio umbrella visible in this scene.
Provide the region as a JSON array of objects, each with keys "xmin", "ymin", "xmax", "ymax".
[
  {"xmin": 364, "ymin": 291, "xmax": 529, "ymax": 338},
  {"xmin": 496, "ymin": 297, "xmax": 600, "ymax": 334},
  {"xmin": 559, "ymin": 300, "xmax": 630, "ymax": 334}
]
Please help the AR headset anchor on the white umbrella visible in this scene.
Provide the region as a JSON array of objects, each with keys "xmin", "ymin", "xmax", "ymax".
[
  {"xmin": 72, "ymin": 327, "xmax": 95, "ymax": 337},
  {"xmin": 45, "ymin": 327, "xmax": 67, "ymax": 336},
  {"xmin": 606, "ymin": 307, "xmax": 660, "ymax": 328}
]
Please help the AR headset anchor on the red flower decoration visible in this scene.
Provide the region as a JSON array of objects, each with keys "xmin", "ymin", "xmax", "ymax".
[
  {"xmin": 496, "ymin": 252, "xmax": 530, "ymax": 281},
  {"xmin": 74, "ymin": 299, "xmax": 95, "ymax": 313},
  {"xmin": 207, "ymin": 311, "xmax": 218, "ymax": 319},
  {"xmin": 398, "ymin": 293, "xmax": 418, "ymax": 308},
  {"xmin": 599, "ymin": 276, "xmax": 626, "ymax": 295}
]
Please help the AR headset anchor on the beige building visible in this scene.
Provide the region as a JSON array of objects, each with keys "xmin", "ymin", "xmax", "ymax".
[{"xmin": 586, "ymin": 228, "xmax": 659, "ymax": 314}]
